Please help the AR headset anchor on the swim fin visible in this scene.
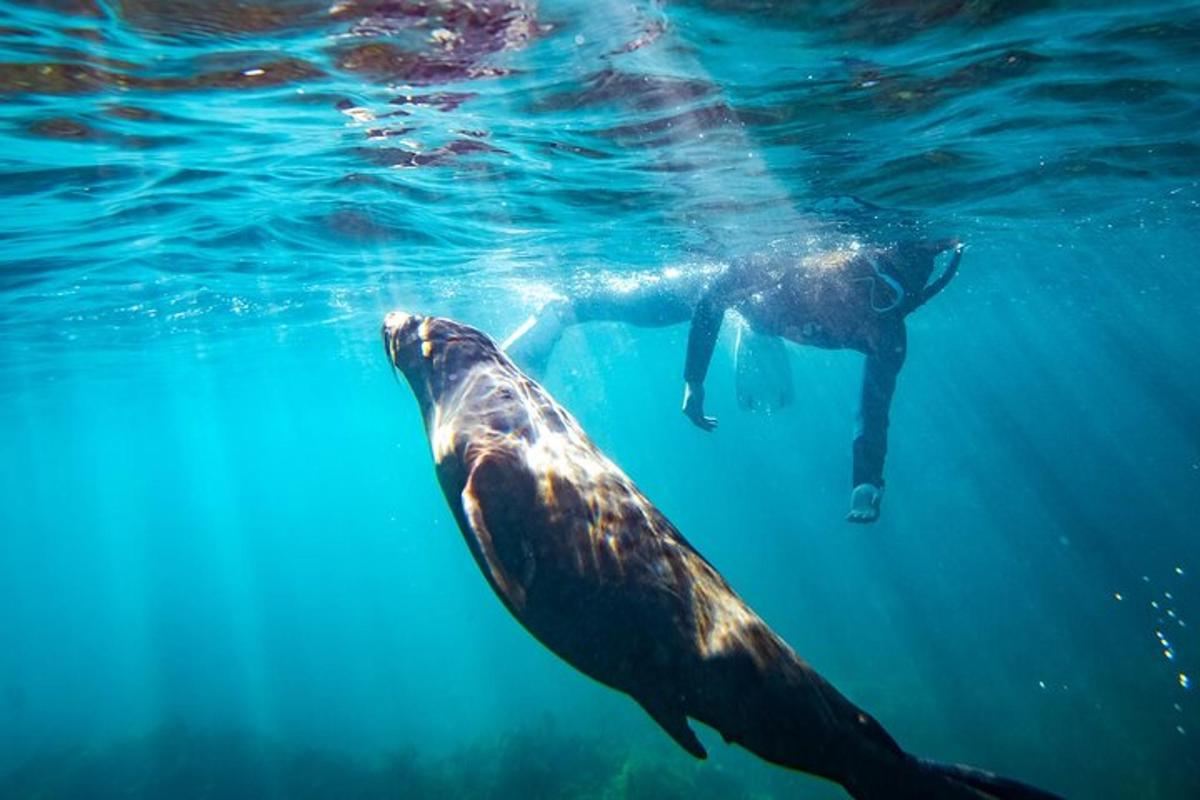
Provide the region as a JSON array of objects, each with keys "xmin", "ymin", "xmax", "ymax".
[{"xmin": 734, "ymin": 322, "xmax": 794, "ymax": 412}]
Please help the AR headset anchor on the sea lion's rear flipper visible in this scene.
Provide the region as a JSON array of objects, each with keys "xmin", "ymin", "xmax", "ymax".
[
  {"xmin": 460, "ymin": 454, "xmax": 535, "ymax": 610},
  {"xmin": 915, "ymin": 760, "xmax": 1064, "ymax": 800},
  {"xmin": 847, "ymin": 755, "xmax": 1063, "ymax": 800},
  {"xmin": 636, "ymin": 695, "xmax": 707, "ymax": 759},
  {"xmin": 734, "ymin": 323, "xmax": 794, "ymax": 411}
]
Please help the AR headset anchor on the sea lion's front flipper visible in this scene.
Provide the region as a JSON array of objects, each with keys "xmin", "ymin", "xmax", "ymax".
[
  {"xmin": 460, "ymin": 455, "xmax": 534, "ymax": 610},
  {"xmin": 637, "ymin": 695, "xmax": 707, "ymax": 759}
]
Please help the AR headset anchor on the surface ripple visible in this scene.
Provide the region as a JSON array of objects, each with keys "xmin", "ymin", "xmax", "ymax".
[{"xmin": 0, "ymin": 0, "xmax": 1197, "ymax": 364}]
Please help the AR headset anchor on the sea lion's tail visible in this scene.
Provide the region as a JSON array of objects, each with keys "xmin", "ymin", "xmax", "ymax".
[{"xmin": 847, "ymin": 753, "xmax": 1064, "ymax": 800}]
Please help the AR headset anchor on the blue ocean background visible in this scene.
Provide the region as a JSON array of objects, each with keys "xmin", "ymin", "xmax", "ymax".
[{"xmin": 1, "ymin": 1, "xmax": 1198, "ymax": 797}]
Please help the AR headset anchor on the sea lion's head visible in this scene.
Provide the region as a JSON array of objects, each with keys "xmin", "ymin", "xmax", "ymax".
[{"xmin": 382, "ymin": 311, "xmax": 509, "ymax": 416}]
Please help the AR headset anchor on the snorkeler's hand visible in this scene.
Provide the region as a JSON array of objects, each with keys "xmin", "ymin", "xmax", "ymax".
[{"xmin": 682, "ymin": 383, "xmax": 718, "ymax": 432}]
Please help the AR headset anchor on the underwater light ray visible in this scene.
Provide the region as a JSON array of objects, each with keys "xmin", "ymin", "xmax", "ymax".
[
  {"xmin": 500, "ymin": 0, "xmax": 855, "ymax": 390},
  {"xmin": 901, "ymin": 250, "xmax": 1200, "ymax": 778},
  {"xmin": 598, "ymin": 0, "xmax": 825, "ymax": 252}
]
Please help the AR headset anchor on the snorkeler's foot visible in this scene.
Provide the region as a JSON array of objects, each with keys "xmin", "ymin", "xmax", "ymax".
[
  {"xmin": 846, "ymin": 483, "xmax": 883, "ymax": 523},
  {"xmin": 501, "ymin": 298, "xmax": 572, "ymax": 376}
]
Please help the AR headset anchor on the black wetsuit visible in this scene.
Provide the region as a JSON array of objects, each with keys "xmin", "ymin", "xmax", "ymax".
[
  {"xmin": 566, "ymin": 269, "xmax": 715, "ymax": 328},
  {"xmin": 684, "ymin": 240, "xmax": 960, "ymax": 489}
]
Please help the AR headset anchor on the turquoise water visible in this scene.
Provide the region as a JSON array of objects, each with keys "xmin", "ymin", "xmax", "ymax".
[{"xmin": 2, "ymin": 1, "xmax": 1199, "ymax": 797}]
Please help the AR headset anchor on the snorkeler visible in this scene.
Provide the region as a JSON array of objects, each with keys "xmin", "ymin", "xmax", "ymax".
[
  {"xmin": 502, "ymin": 265, "xmax": 796, "ymax": 412},
  {"xmin": 681, "ymin": 238, "xmax": 963, "ymax": 523}
]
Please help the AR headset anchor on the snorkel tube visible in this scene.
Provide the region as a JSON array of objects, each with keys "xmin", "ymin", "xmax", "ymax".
[{"xmin": 907, "ymin": 240, "xmax": 963, "ymax": 312}]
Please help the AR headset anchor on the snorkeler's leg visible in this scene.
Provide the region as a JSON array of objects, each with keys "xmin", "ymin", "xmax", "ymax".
[
  {"xmin": 734, "ymin": 322, "xmax": 795, "ymax": 411},
  {"xmin": 501, "ymin": 298, "xmax": 574, "ymax": 376},
  {"xmin": 848, "ymin": 325, "xmax": 907, "ymax": 523},
  {"xmin": 572, "ymin": 269, "xmax": 704, "ymax": 328},
  {"xmin": 505, "ymin": 267, "xmax": 712, "ymax": 376}
]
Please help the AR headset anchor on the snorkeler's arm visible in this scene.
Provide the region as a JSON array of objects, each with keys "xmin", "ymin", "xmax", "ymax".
[
  {"xmin": 681, "ymin": 281, "xmax": 732, "ymax": 432},
  {"xmin": 682, "ymin": 260, "xmax": 767, "ymax": 430},
  {"xmin": 852, "ymin": 326, "xmax": 907, "ymax": 492}
]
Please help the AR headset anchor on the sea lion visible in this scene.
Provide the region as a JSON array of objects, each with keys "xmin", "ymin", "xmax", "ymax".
[{"xmin": 381, "ymin": 311, "xmax": 1060, "ymax": 800}]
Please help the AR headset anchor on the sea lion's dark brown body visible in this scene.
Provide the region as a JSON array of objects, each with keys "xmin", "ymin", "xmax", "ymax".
[{"xmin": 382, "ymin": 311, "xmax": 1061, "ymax": 800}]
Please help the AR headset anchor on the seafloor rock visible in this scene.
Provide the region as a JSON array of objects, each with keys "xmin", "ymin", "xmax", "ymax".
[{"xmin": 0, "ymin": 721, "xmax": 776, "ymax": 799}]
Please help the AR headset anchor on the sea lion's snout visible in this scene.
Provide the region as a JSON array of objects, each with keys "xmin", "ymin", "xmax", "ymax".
[
  {"xmin": 382, "ymin": 310, "xmax": 425, "ymax": 370},
  {"xmin": 382, "ymin": 311, "xmax": 508, "ymax": 410},
  {"xmin": 383, "ymin": 310, "xmax": 415, "ymax": 336},
  {"xmin": 382, "ymin": 310, "xmax": 419, "ymax": 345}
]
